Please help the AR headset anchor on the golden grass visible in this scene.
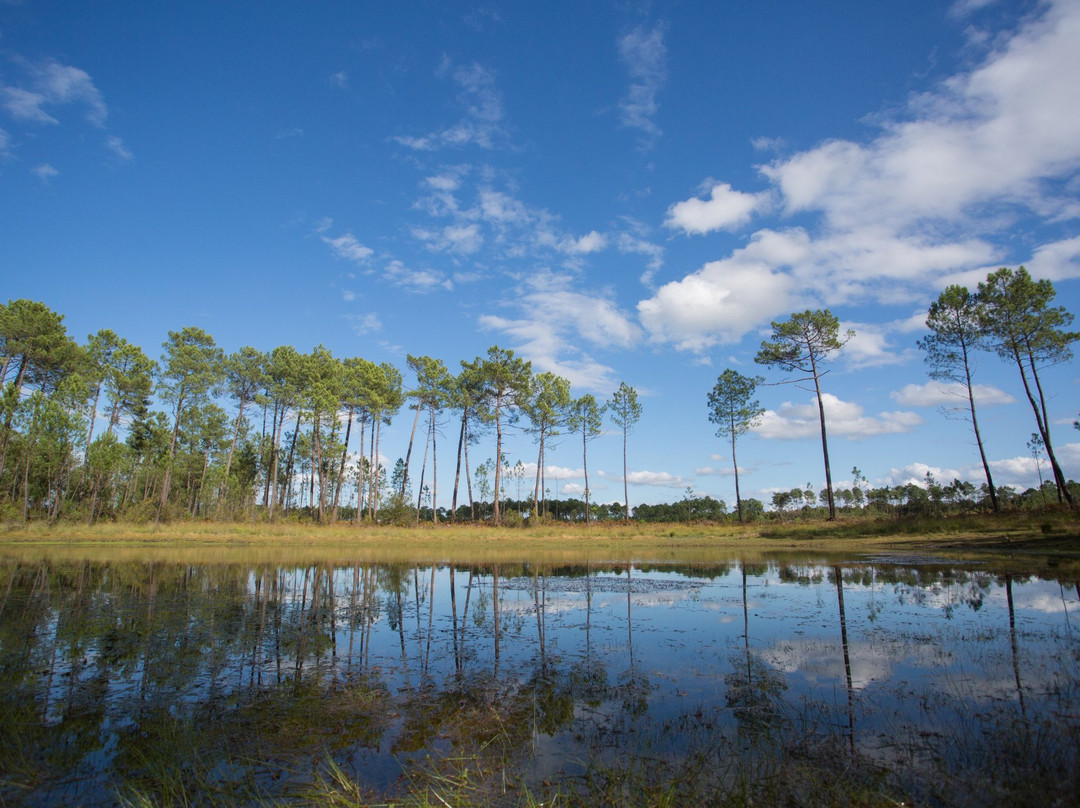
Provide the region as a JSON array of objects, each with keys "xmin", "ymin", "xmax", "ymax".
[{"xmin": 1, "ymin": 510, "xmax": 1077, "ymax": 568}]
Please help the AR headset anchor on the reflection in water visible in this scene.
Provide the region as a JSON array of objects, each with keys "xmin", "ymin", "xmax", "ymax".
[{"xmin": 0, "ymin": 555, "xmax": 1078, "ymax": 806}]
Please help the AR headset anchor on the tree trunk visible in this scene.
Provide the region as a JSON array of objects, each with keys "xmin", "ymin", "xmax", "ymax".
[
  {"xmin": 332, "ymin": 405, "xmax": 354, "ymax": 522},
  {"xmin": 156, "ymin": 388, "xmax": 186, "ymax": 524},
  {"xmin": 622, "ymin": 423, "xmax": 629, "ymax": 521},
  {"xmin": 401, "ymin": 400, "xmax": 422, "ymax": 498},
  {"xmin": 810, "ymin": 353, "xmax": 836, "ymax": 520},
  {"xmin": 960, "ymin": 339, "xmax": 998, "ymax": 512},
  {"xmin": 582, "ymin": 423, "xmax": 590, "ymax": 525},
  {"xmin": 451, "ymin": 409, "xmax": 467, "ymax": 521},
  {"xmin": 493, "ymin": 395, "xmax": 503, "ymax": 525},
  {"xmin": 731, "ymin": 414, "xmax": 744, "ymax": 522}
]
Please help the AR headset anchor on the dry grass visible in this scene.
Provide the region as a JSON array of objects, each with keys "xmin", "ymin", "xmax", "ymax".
[{"xmin": 1, "ymin": 511, "xmax": 1077, "ymax": 568}]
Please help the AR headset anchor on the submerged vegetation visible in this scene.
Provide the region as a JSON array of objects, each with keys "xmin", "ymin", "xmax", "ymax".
[{"xmin": 1, "ymin": 554, "xmax": 1077, "ymax": 806}]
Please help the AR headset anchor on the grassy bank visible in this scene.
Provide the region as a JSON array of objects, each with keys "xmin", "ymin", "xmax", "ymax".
[{"xmin": 1, "ymin": 510, "xmax": 1077, "ymax": 568}]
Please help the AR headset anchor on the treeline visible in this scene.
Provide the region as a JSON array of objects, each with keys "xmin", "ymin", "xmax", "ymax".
[
  {"xmin": 0, "ymin": 302, "xmax": 649, "ymax": 526},
  {"xmin": 709, "ymin": 266, "xmax": 1079, "ymax": 521},
  {"xmin": 1, "ymin": 264, "xmax": 1076, "ymax": 528}
]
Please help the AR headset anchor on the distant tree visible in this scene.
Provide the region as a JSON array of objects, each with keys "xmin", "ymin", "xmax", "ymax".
[
  {"xmin": 477, "ymin": 347, "xmax": 532, "ymax": 525},
  {"xmin": 156, "ymin": 327, "xmax": 224, "ymax": 522},
  {"xmin": 450, "ymin": 359, "xmax": 488, "ymax": 521},
  {"xmin": 707, "ymin": 369, "xmax": 764, "ymax": 522},
  {"xmin": 526, "ymin": 371, "xmax": 572, "ymax": 520},
  {"xmin": 567, "ymin": 395, "xmax": 604, "ymax": 524},
  {"xmin": 0, "ymin": 299, "xmax": 76, "ymax": 482},
  {"xmin": 220, "ymin": 346, "xmax": 267, "ymax": 511},
  {"xmin": 977, "ymin": 267, "xmax": 1078, "ymax": 507},
  {"xmin": 608, "ymin": 381, "xmax": 642, "ymax": 521},
  {"xmin": 756, "ymin": 309, "xmax": 853, "ymax": 520},
  {"xmin": 918, "ymin": 285, "xmax": 999, "ymax": 512}
]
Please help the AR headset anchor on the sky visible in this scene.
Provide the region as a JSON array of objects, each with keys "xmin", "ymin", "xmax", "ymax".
[{"xmin": 2, "ymin": 0, "xmax": 1080, "ymax": 509}]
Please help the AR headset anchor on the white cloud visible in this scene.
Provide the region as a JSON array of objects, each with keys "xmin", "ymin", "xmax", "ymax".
[
  {"xmin": 696, "ymin": 466, "xmax": 731, "ymax": 477},
  {"xmin": 562, "ymin": 230, "xmax": 608, "ymax": 254},
  {"xmin": 618, "ymin": 23, "xmax": 667, "ymax": 147},
  {"xmin": 105, "ymin": 135, "xmax": 133, "ymax": 160},
  {"xmin": 2, "ymin": 86, "xmax": 56, "ymax": 124},
  {"xmin": 598, "ymin": 469, "xmax": 687, "ymax": 488},
  {"xmin": 3, "ymin": 58, "xmax": 108, "ymax": 127},
  {"xmin": 414, "ymin": 222, "xmax": 484, "ymax": 255},
  {"xmin": 638, "ymin": 229, "xmax": 802, "ymax": 351},
  {"xmin": 347, "ymin": 312, "xmax": 382, "ymax": 335},
  {"xmin": 383, "ymin": 259, "xmax": 452, "ymax": 292},
  {"xmin": 754, "ymin": 393, "xmax": 923, "ymax": 441},
  {"xmin": 881, "ymin": 461, "xmax": 965, "ymax": 487},
  {"xmin": 616, "ymin": 232, "xmax": 664, "ymax": 274},
  {"xmin": 640, "ymin": 1, "xmax": 1080, "ymax": 349},
  {"xmin": 31, "ymin": 163, "xmax": 58, "ymax": 182},
  {"xmin": 330, "ymin": 71, "xmax": 348, "ymax": 89},
  {"xmin": 1027, "ymin": 235, "xmax": 1080, "ymax": 282},
  {"xmin": 322, "ymin": 232, "xmax": 374, "ymax": 263},
  {"xmin": 478, "ymin": 272, "xmax": 641, "ymax": 390},
  {"xmin": 395, "ymin": 60, "xmax": 505, "ymax": 151},
  {"xmin": 891, "ymin": 380, "xmax": 1016, "ymax": 407},
  {"xmin": 840, "ymin": 322, "xmax": 912, "ymax": 369},
  {"xmin": 664, "ymin": 183, "xmax": 768, "ymax": 235}
]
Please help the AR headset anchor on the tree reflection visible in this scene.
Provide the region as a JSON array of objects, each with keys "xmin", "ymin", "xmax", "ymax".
[{"xmin": 1, "ymin": 556, "xmax": 1077, "ymax": 807}]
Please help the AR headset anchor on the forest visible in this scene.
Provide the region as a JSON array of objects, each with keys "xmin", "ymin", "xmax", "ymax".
[{"xmin": 0, "ymin": 266, "xmax": 1076, "ymax": 528}]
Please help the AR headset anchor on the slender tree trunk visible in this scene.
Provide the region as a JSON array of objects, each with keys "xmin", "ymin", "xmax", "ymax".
[
  {"xmin": 622, "ymin": 423, "xmax": 629, "ymax": 521},
  {"xmin": 493, "ymin": 396, "xmax": 503, "ymax": 525},
  {"xmin": 431, "ymin": 402, "xmax": 438, "ymax": 524},
  {"xmin": 219, "ymin": 394, "xmax": 247, "ymax": 513},
  {"xmin": 415, "ymin": 413, "xmax": 431, "ymax": 523},
  {"xmin": 80, "ymin": 384, "xmax": 101, "ymax": 489},
  {"xmin": 960, "ymin": 340, "xmax": 999, "ymax": 512},
  {"xmin": 332, "ymin": 405, "xmax": 354, "ymax": 522},
  {"xmin": 464, "ymin": 424, "xmax": 475, "ymax": 521},
  {"xmin": 1011, "ymin": 345, "xmax": 1074, "ymax": 507},
  {"xmin": 1025, "ymin": 350, "xmax": 1072, "ymax": 507},
  {"xmin": 533, "ymin": 427, "xmax": 544, "ymax": 521},
  {"xmin": 371, "ymin": 418, "xmax": 382, "ymax": 520},
  {"xmin": 156, "ymin": 389, "xmax": 186, "ymax": 524},
  {"xmin": 809, "ymin": 353, "xmax": 836, "ymax": 520},
  {"xmin": 281, "ymin": 412, "xmax": 301, "ymax": 515},
  {"xmin": 451, "ymin": 409, "xmax": 467, "ymax": 521},
  {"xmin": 355, "ymin": 410, "xmax": 367, "ymax": 524},
  {"xmin": 731, "ymin": 413, "xmax": 744, "ymax": 522},
  {"xmin": 401, "ymin": 400, "xmax": 422, "ymax": 498},
  {"xmin": 582, "ymin": 423, "xmax": 590, "ymax": 525}
]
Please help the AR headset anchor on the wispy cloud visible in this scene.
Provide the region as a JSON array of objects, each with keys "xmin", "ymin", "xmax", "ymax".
[
  {"xmin": 31, "ymin": 163, "xmax": 58, "ymax": 183},
  {"xmin": 394, "ymin": 60, "xmax": 506, "ymax": 151},
  {"xmin": 617, "ymin": 22, "xmax": 667, "ymax": 148},
  {"xmin": 105, "ymin": 135, "xmax": 133, "ymax": 160},
  {"xmin": 322, "ymin": 232, "xmax": 374, "ymax": 263},
  {"xmin": 478, "ymin": 271, "xmax": 641, "ymax": 390},
  {"xmin": 346, "ymin": 312, "xmax": 383, "ymax": 334},
  {"xmin": 2, "ymin": 58, "xmax": 107, "ymax": 126}
]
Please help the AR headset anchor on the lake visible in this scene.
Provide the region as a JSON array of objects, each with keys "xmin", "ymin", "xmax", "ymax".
[{"xmin": 1, "ymin": 546, "xmax": 1077, "ymax": 806}]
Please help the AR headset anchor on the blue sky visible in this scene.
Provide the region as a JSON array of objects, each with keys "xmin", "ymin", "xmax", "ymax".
[{"xmin": 3, "ymin": 0, "xmax": 1080, "ymax": 508}]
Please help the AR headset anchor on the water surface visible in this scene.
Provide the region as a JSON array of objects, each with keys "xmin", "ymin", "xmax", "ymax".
[{"xmin": 1, "ymin": 547, "xmax": 1077, "ymax": 806}]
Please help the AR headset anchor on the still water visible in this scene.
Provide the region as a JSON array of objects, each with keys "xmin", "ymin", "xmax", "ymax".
[{"xmin": 1, "ymin": 549, "xmax": 1078, "ymax": 806}]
